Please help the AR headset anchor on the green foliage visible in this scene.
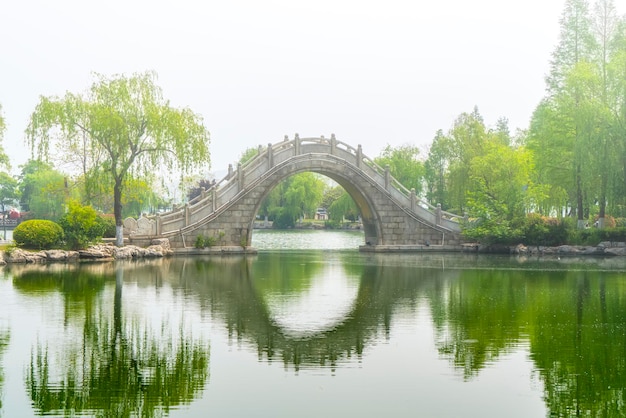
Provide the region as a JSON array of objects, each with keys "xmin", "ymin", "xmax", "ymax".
[
  {"xmin": 569, "ymin": 227, "xmax": 626, "ymax": 246},
  {"xmin": 26, "ymin": 71, "xmax": 211, "ymax": 245},
  {"xmin": 13, "ymin": 219, "xmax": 64, "ymax": 249},
  {"xmin": 0, "ymin": 171, "xmax": 18, "ymax": 210},
  {"xmin": 261, "ymin": 173, "xmax": 326, "ymax": 229},
  {"xmin": 463, "ymin": 212, "xmax": 572, "ymax": 247},
  {"xmin": 424, "ymin": 130, "xmax": 449, "ymax": 207},
  {"xmin": 120, "ymin": 176, "xmax": 168, "ymax": 218},
  {"xmin": 272, "ymin": 209, "xmax": 296, "ymax": 229},
  {"xmin": 320, "ymin": 186, "xmax": 345, "ymax": 209},
  {"xmin": 97, "ymin": 216, "xmax": 116, "ymax": 238},
  {"xmin": 18, "ymin": 160, "xmax": 68, "ymax": 220},
  {"xmin": 194, "ymin": 235, "xmax": 218, "ymax": 248},
  {"xmin": 324, "ymin": 220, "xmax": 342, "ymax": 229},
  {"xmin": 328, "ymin": 191, "xmax": 358, "ymax": 222},
  {"xmin": 520, "ymin": 214, "xmax": 569, "ymax": 246},
  {"xmin": 461, "ymin": 218, "xmax": 522, "ymax": 245},
  {"xmin": 374, "ymin": 143, "xmax": 424, "ymax": 194},
  {"xmin": 468, "ymin": 140, "xmax": 531, "ymax": 221},
  {"xmin": 239, "ymin": 147, "xmax": 259, "ymax": 165},
  {"xmin": 58, "ymin": 201, "xmax": 107, "ymax": 250}
]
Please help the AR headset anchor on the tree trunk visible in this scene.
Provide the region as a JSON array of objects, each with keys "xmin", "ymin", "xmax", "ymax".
[
  {"xmin": 576, "ymin": 164, "xmax": 585, "ymax": 229},
  {"xmin": 114, "ymin": 179, "xmax": 124, "ymax": 247},
  {"xmin": 598, "ymin": 171, "xmax": 607, "ymax": 229}
]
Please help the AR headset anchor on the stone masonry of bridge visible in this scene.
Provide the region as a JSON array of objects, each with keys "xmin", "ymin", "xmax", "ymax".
[{"xmin": 123, "ymin": 135, "xmax": 464, "ymax": 252}]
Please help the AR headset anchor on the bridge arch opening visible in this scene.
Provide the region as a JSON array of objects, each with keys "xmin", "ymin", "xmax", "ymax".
[{"xmin": 246, "ymin": 168, "xmax": 382, "ymax": 248}]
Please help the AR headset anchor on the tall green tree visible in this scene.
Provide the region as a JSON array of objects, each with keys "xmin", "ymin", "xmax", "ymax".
[
  {"xmin": 546, "ymin": 0, "xmax": 596, "ymax": 227},
  {"xmin": 445, "ymin": 107, "xmax": 489, "ymax": 213},
  {"xmin": 328, "ymin": 191, "xmax": 359, "ymax": 222},
  {"xmin": 17, "ymin": 160, "xmax": 68, "ymax": 220},
  {"xmin": 424, "ymin": 130, "xmax": 450, "ymax": 208},
  {"xmin": 374, "ymin": 144, "xmax": 424, "ymax": 194},
  {"xmin": 609, "ymin": 17, "xmax": 626, "ymax": 216},
  {"xmin": 547, "ymin": 0, "xmax": 596, "ymax": 95},
  {"xmin": 26, "ymin": 71, "xmax": 211, "ymax": 245},
  {"xmin": 282, "ymin": 173, "xmax": 325, "ymax": 222},
  {"xmin": 260, "ymin": 173, "xmax": 326, "ymax": 228}
]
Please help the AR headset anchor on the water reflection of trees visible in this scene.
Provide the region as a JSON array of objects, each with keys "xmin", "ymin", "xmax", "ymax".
[
  {"xmin": 8, "ymin": 254, "xmax": 626, "ymax": 416},
  {"xmin": 171, "ymin": 253, "xmax": 626, "ymax": 415},
  {"xmin": 526, "ymin": 271, "xmax": 626, "ymax": 416},
  {"xmin": 169, "ymin": 254, "xmax": 460, "ymax": 371},
  {"xmin": 426, "ymin": 264, "xmax": 626, "ymax": 416},
  {"xmin": 11, "ymin": 263, "xmax": 210, "ymax": 417}
]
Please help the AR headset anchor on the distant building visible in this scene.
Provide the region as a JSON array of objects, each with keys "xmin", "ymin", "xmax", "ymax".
[{"xmin": 315, "ymin": 208, "xmax": 328, "ymax": 221}]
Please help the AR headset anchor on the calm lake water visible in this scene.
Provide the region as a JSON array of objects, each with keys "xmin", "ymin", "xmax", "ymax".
[{"xmin": 1, "ymin": 229, "xmax": 625, "ymax": 417}]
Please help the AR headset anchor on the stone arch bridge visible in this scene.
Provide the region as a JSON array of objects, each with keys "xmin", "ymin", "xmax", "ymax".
[{"xmin": 124, "ymin": 135, "xmax": 464, "ymax": 252}]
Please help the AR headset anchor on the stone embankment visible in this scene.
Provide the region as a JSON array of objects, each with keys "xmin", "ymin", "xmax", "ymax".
[
  {"xmin": 463, "ymin": 241, "xmax": 626, "ymax": 256},
  {"xmin": 0, "ymin": 238, "xmax": 173, "ymax": 265}
]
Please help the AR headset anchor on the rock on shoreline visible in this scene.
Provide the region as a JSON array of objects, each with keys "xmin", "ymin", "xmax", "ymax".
[
  {"xmin": 0, "ymin": 238, "xmax": 173, "ymax": 265},
  {"xmin": 463, "ymin": 241, "xmax": 626, "ymax": 256}
]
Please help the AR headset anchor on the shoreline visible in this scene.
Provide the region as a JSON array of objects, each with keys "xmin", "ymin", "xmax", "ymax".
[{"xmin": 3, "ymin": 239, "xmax": 626, "ymax": 265}]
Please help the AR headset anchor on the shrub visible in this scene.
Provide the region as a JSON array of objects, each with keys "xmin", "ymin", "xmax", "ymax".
[
  {"xmin": 13, "ymin": 219, "xmax": 64, "ymax": 249},
  {"xmin": 520, "ymin": 214, "xmax": 569, "ymax": 246},
  {"xmin": 58, "ymin": 201, "xmax": 107, "ymax": 250},
  {"xmin": 205, "ymin": 236, "xmax": 218, "ymax": 247},
  {"xmin": 272, "ymin": 210, "xmax": 295, "ymax": 229},
  {"xmin": 194, "ymin": 235, "xmax": 218, "ymax": 249},
  {"xmin": 324, "ymin": 220, "xmax": 341, "ymax": 229},
  {"xmin": 97, "ymin": 216, "xmax": 117, "ymax": 238},
  {"xmin": 461, "ymin": 217, "xmax": 522, "ymax": 245},
  {"xmin": 573, "ymin": 227, "xmax": 626, "ymax": 245}
]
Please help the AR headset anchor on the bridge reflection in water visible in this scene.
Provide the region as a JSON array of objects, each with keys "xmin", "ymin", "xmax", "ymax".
[{"xmin": 5, "ymin": 253, "xmax": 626, "ymax": 417}]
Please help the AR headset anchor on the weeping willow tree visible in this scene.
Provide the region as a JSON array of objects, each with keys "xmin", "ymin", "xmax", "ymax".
[{"xmin": 26, "ymin": 71, "xmax": 211, "ymax": 245}]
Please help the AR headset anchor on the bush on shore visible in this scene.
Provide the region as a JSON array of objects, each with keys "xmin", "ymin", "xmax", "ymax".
[
  {"xmin": 13, "ymin": 219, "xmax": 64, "ymax": 250},
  {"xmin": 58, "ymin": 201, "xmax": 108, "ymax": 250},
  {"xmin": 462, "ymin": 213, "xmax": 626, "ymax": 247}
]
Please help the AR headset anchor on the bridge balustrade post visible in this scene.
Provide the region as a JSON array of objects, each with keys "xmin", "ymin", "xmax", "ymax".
[
  {"xmin": 258, "ymin": 145, "xmax": 263, "ymax": 156},
  {"xmin": 212, "ymin": 189, "xmax": 216, "ymax": 212},
  {"xmin": 436, "ymin": 203, "xmax": 442, "ymax": 225},
  {"xmin": 385, "ymin": 165, "xmax": 390, "ymax": 190},
  {"xmin": 156, "ymin": 214, "xmax": 161, "ymax": 235},
  {"xmin": 410, "ymin": 188, "xmax": 416, "ymax": 211},
  {"xmin": 184, "ymin": 203, "xmax": 190, "ymax": 227},
  {"xmin": 267, "ymin": 143, "xmax": 273, "ymax": 167},
  {"xmin": 330, "ymin": 134, "xmax": 336, "ymax": 155},
  {"xmin": 356, "ymin": 144, "xmax": 362, "ymax": 168},
  {"xmin": 228, "ymin": 164, "xmax": 233, "ymax": 179},
  {"xmin": 200, "ymin": 187, "xmax": 206, "ymax": 200},
  {"xmin": 294, "ymin": 133, "xmax": 300, "ymax": 155},
  {"xmin": 237, "ymin": 162, "xmax": 243, "ymax": 190}
]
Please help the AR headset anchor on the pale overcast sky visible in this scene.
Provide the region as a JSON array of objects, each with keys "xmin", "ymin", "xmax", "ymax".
[{"xmin": 1, "ymin": 0, "xmax": 617, "ymax": 175}]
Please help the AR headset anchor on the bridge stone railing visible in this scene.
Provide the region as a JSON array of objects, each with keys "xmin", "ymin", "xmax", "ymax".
[{"xmin": 126, "ymin": 134, "xmax": 462, "ymax": 241}]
